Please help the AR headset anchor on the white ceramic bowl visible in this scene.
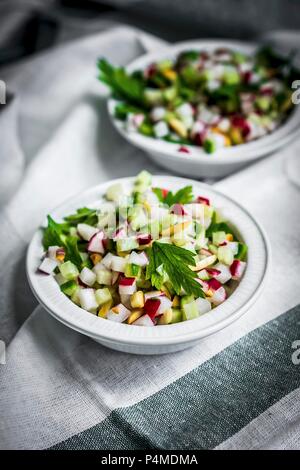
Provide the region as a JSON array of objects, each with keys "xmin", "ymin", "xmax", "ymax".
[
  {"xmin": 108, "ymin": 40, "xmax": 300, "ymax": 178},
  {"xmin": 26, "ymin": 176, "xmax": 270, "ymax": 355}
]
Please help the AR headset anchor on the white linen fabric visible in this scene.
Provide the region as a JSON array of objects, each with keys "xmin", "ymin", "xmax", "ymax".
[{"xmin": 0, "ymin": 26, "xmax": 300, "ymax": 450}]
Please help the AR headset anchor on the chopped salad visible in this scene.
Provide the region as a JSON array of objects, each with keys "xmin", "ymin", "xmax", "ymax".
[
  {"xmin": 98, "ymin": 46, "xmax": 297, "ymax": 154},
  {"xmin": 40, "ymin": 171, "xmax": 247, "ymax": 326}
]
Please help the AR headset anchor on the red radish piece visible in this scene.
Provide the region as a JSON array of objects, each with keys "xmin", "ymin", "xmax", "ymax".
[
  {"xmin": 144, "ymin": 63, "xmax": 156, "ymax": 79},
  {"xmin": 207, "ymin": 278, "xmax": 222, "ymax": 291},
  {"xmin": 48, "ymin": 246, "xmax": 59, "ymax": 260},
  {"xmin": 213, "ymin": 263, "xmax": 232, "ymax": 284},
  {"xmin": 210, "ymin": 286, "xmax": 226, "ymax": 305},
  {"xmin": 38, "ymin": 257, "xmax": 58, "ymax": 274},
  {"xmin": 79, "ymin": 267, "xmax": 96, "ymax": 287},
  {"xmin": 206, "ymin": 268, "xmax": 221, "ymax": 277},
  {"xmin": 200, "ymin": 248, "xmax": 213, "ymax": 256},
  {"xmin": 230, "ymin": 260, "xmax": 246, "ymax": 280},
  {"xmin": 243, "ymin": 71, "xmax": 252, "ymax": 84},
  {"xmin": 197, "ymin": 196, "xmax": 210, "ymax": 206},
  {"xmin": 137, "ymin": 234, "xmax": 152, "ymax": 245},
  {"xmin": 144, "ymin": 290, "xmax": 163, "ymax": 301},
  {"xmin": 77, "ymin": 223, "xmax": 99, "ymax": 241},
  {"xmin": 178, "ymin": 146, "xmax": 190, "ymax": 153},
  {"xmin": 157, "ymin": 296, "xmax": 172, "ymax": 314},
  {"xmin": 107, "ymin": 303, "xmax": 131, "ymax": 323},
  {"xmin": 112, "ymin": 227, "xmax": 126, "ymax": 240},
  {"xmin": 111, "ymin": 255, "xmax": 127, "ymax": 273},
  {"xmin": 78, "ymin": 289, "xmax": 98, "ymax": 311},
  {"xmin": 231, "ymin": 115, "xmax": 251, "ymax": 137},
  {"xmin": 133, "ymin": 314, "xmax": 155, "ymax": 326},
  {"xmin": 88, "ymin": 231, "xmax": 105, "ymax": 254},
  {"xmin": 101, "ymin": 252, "xmax": 114, "ymax": 269},
  {"xmin": 119, "ymin": 277, "xmax": 136, "ymax": 295},
  {"xmin": 219, "ymin": 241, "xmax": 228, "ymax": 247},
  {"xmin": 144, "ymin": 299, "xmax": 161, "ymax": 320},
  {"xmin": 171, "ymin": 203, "xmax": 187, "ymax": 216},
  {"xmin": 129, "ymin": 251, "xmax": 149, "ymax": 267}
]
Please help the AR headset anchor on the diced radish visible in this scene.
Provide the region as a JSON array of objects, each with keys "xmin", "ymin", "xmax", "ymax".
[
  {"xmin": 206, "ymin": 268, "xmax": 221, "ymax": 277},
  {"xmin": 213, "ymin": 263, "xmax": 232, "ymax": 284},
  {"xmin": 77, "ymin": 223, "xmax": 99, "ymax": 241},
  {"xmin": 119, "ymin": 277, "xmax": 137, "ymax": 295},
  {"xmin": 92, "ymin": 262, "xmax": 107, "ymax": 274},
  {"xmin": 48, "ymin": 246, "xmax": 59, "ymax": 260},
  {"xmin": 137, "ymin": 233, "xmax": 152, "ymax": 245},
  {"xmin": 112, "ymin": 227, "xmax": 126, "ymax": 240},
  {"xmin": 133, "ymin": 314, "xmax": 155, "ymax": 326},
  {"xmin": 129, "ymin": 251, "xmax": 149, "ymax": 267},
  {"xmin": 144, "ymin": 299, "xmax": 161, "ymax": 319},
  {"xmin": 230, "ymin": 260, "xmax": 246, "ymax": 280},
  {"xmin": 39, "ymin": 257, "xmax": 58, "ymax": 274},
  {"xmin": 144, "ymin": 63, "xmax": 156, "ymax": 79},
  {"xmin": 207, "ymin": 278, "xmax": 222, "ymax": 291},
  {"xmin": 78, "ymin": 288, "xmax": 98, "ymax": 311},
  {"xmin": 197, "ymin": 196, "xmax": 210, "ymax": 206},
  {"xmin": 210, "ymin": 286, "xmax": 226, "ymax": 305},
  {"xmin": 228, "ymin": 241, "xmax": 239, "ymax": 255},
  {"xmin": 87, "ymin": 231, "xmax": 104, "ymax": 254},
  {"xmin": 157, "ymin": 296, "xmax": 172, "ymax": 314},
  {"xmin": 107, "ymin": 303, "xmax": 131, "ymax": 323},
  {"xmin": 144, "ymin": 290, "xmax": 163, "ymax": 301},
  {"xmin": 150, "ymin": 106, "xmax": 166, "ymax": 122},
  {"xmin": 111, "ymin": 256, "xmax": 127, "ymax": 273},
  {"xmin": 231, "ymin": 115, "xmax": 251, "ymax": 137},
  {"xmin": 200, "ymin": 248, "xmax": 212, "ymax": 256},
  {"xmin": 127, "ymin": 113, "xmax": 144, "ymax": 132},
  {"xmin": 197, "ymin": 279, "xmax": 209, "ymax": 294},
  {"xmin": 178, "ymin": 146, "xmax": 190, "ymax": 153},
  {"xmin": 79, "ymin": 267, "xmax": 96, "ymax": 287},
  {"xmin": 154, "ymin": 121, "xmax": 169, "ymax": 138},
  {"xmin": 101, "ymin": 252, "xmax": 114, "ymax": 269},
  {"xmin": 171, "ymin": 203, "xmax": 187, "ymax": 216},
  {"xmin": 195, "ymin": 297, "xmax": 212, "ymax": 315}
]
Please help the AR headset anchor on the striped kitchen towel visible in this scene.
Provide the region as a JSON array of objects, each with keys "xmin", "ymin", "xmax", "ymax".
[{"xmin": 0, "ymin": 26, "xmax": 300, "ymax": 450}]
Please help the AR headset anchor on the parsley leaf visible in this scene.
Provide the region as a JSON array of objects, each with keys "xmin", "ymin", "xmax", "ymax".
[
  {"xmin": 146, "ymin": 242, "xmax": 204, "ymax": 297},
  {"xmin": 64, "ymin": 207, "xmax": 97, "ymax": 226},
  {"xmin": 42, "ymin": 215, "xmax": 69, "ymax": 250},
  {"xmin": 98, "ymin": 58, "xmax": 146, "ymax": 107},
  {"xmin": 152, "ymin": 185, "xmax": 194, "ymax": 206},
  {"xmin": 64, "ymin": 236, "xmax": 83, "ymax": 269}
]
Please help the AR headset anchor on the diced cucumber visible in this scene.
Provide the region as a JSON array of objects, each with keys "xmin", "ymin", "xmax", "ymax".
[
  {"xmin": 223, "ymin": 69, "xmax": 240, "ymax": 85},
  {"xmin": 212, "ymin": 231, "xmax": 227, "ymax": 245},
  {"xmin": 59, "ymin": 261, "xmax": 79, "ymax": 281},
  {"xmin": 203, "ymin": 137, "xmax": 217, "ymax": 154},
  {"xmin": 96, "ymin": 269, "xmax": 112, "ymax": 285},
  {"xmin": 125, "ymin": 263, "xmax": 141, "ymax": 278},
  {"xmin": 208, "ymin": 244, "xmax": 218, "ymax": 255},
  {"xmin": 60, "ymin": 280, "xmax": 78, "ymax": 296},
  {"xmin": 116, "ymin": 237, "xmax": 139, "ymax": 252},
  {"xmin": 71, "ymin": 287, "xmax": 81, "ymax": 305},
  {"xmin": 170, "ymin": 308, "xmax": 183, "ymax": 324},
  {"xmin": 128, "ymin": 207, "xmax": 148, "ymax": 231},
  {"xmin": 182, "ymin": 300, "xmax": 199, "ymax": 321},
  {"xmin": 217, "ymin": 245, "xmax": 234, "ymax": 265},
  {"xmin": 135, "ymin": 170, "xmax": 152, "ymax": 188},
  {"xmin": 106, "ymin": 183, "xmax": 124, "ymax": 202},
  {"xmin": 95, "ymin": 287, "xmax": 112, "ymax": 306},
  {"xmin": 181, "ymin": 294, "xmax": 195, "ymax": 307},
  {"xmin": 163, "ymin": 86, "xmax": 177, "ymax": 102},
  {"xmin": 144, "ymin": 88, "xmax": 163, "ymax": 105}
]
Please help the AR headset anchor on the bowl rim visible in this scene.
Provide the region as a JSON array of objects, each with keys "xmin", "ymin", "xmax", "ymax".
[
  {"xmin": 26, "ymin": 175, "xmax": 271, "ymax": 347},
  {"xmin": 107, "ymin": 38, "xmax": 300, "ymax": 165}
]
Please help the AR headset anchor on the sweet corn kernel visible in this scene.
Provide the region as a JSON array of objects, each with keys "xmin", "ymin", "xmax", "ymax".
[
  {"xmin": 127, "ymin": 310, "xmax": 143, "ymax": 324},
  {"xmin": 226, "ymin": 233, "xmax": 233, "ymax": 241},
  {"xmin": 161, "ymin": 220, "xmax": 191, "ymax": 237},
  {"xmin": 143, "ymin": 201, "xmax": 152, "ymax": 213},
  {"xmin": 168, "ymin": 118, "xmax": 188, "ymax": 138},
  {"xmin": 172, "ymin": 295, "xmax": 180, "ymax": 307},
  {"xmin": 206, "ymin": 289, "xmax": 214, "ymax": 297},
  {"xmin": 130, "ymin": 291, "xmax": 145, "ymax": 309},
  {"xmin": 56, "ymin": 253, "xmax": 65, "ymax": 262},
  {"xmin": 90, "ymin": 253, "xmax": 102, "ymax": 265},
  {"xmin": 98, "ymin": 300, "xmax": 112, "ymax": 318},
  {"xmin": 162, "ymin": 69, "xmax": 177, "ymax": 81}
]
